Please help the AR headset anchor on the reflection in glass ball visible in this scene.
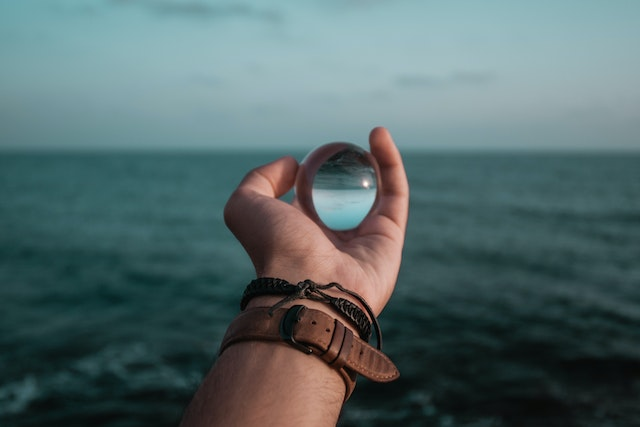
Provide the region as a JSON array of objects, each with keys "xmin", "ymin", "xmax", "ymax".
[{"xmin": 295, "ymin": 142, "xmax": 379, "ymax": 230}]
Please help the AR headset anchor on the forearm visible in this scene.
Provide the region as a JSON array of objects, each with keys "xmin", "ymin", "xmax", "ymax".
[
  {"xmin": 180, "ymin": 298, "xmax": 355, "ymax": 427},
  {"xmin": 180, "ymin": 340, "xmax": 345, "ymax": 427}
]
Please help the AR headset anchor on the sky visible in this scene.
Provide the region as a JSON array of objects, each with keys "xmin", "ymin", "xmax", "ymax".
[{"xmin": 1, "ymin": 0, "xmax": 639, "ymax": 151}]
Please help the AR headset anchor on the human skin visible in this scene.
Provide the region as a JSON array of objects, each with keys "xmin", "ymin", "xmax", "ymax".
[{"xmin": 179, "ymin": 127, "xmax": 409, "ymax": 427}]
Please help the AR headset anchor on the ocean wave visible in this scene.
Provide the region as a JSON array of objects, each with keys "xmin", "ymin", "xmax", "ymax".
[
  {"xmin": 507, "ymin": 205, "xmax": 640, "ymax": 225},
  {"xmin": 0, "ymin": 342, "xmax": 202, "ymax": 418},
  {"xmin": 0, "ymin": 376, "xmax": 38, "ymax": 416}
]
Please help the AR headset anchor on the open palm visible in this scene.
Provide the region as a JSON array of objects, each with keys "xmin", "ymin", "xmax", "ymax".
[{"xmin": 223, "ymin": 127, "xmax": 409, "ymax": 315}]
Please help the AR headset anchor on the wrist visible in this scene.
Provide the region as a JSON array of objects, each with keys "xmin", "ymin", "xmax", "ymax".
[
  {"xmin": 241, "ymin": 278, "xmax": 378, "ymax": 344},
  {"xmin": 219, "ymin": 304, "xmax": 399, "ymax": 401},
  {"xmin": 246, "ymin": 295, "xmax": 362, "ymax": 335},
  {"xmin": 217, "ymin": 277, "xmax": 398, "ymax": 402}
]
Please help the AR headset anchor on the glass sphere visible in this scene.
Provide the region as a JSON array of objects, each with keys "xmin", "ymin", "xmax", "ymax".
[{"xmin": 295, "ymin": 142, "xmax": 380, "ymax": 230}]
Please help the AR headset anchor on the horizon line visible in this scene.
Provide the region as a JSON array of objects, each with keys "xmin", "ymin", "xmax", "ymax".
[{"xmin": 2, "ymin": 145, "xmax": 640, "ymax": 155}]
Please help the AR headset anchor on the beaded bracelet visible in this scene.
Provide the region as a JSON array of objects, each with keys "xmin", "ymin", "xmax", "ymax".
[{"xmin": 240, "ymin": 278, "xmax": 382, "ymax": 348}]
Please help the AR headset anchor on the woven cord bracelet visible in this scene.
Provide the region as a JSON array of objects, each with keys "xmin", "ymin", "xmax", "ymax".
[{"xmin": 241, "ymin": 277, "xmax": 382, "ymax": 349}]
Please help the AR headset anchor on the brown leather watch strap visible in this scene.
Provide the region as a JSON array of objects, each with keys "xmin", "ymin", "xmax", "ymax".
[{"xmin": 219, "ymin": 305, "xmax": 400, "ymax": 400}]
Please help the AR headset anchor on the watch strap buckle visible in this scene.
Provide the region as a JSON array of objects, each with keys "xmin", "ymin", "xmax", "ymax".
[{"xmin": 279, "ymin": 305, "xmax": 313, "ymax": 354}]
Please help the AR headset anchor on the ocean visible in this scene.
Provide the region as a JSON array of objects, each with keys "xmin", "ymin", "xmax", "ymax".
[{"xmin": 1, "ymin": 151, "xmax": 639, "ymax": 427}]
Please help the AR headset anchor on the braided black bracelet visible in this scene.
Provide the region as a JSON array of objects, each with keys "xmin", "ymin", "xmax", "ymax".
[{"xmin": 241, "ymin": 278, "xmax": 383, "ymax": 349}]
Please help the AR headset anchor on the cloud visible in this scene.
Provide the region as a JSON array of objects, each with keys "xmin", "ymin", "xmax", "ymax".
[
  {"xmin": 107, "ymin": 0, "xmax": 283, "ymax": 24},
  {"xmin": 396, "ymin": 71, "xmax": 496, "ymax": 89},
  {"xmin": 450, "ymin": 71, "xmax": 495, "ymax": 85},
  {"xmin": 395, "ymin": 75, "xmax": 441, "ymax": 88}
]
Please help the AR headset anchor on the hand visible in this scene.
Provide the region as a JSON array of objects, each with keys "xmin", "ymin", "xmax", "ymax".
[{"xmin": 224, "ymin": 127, "xmax": 409, "ymax": 316}]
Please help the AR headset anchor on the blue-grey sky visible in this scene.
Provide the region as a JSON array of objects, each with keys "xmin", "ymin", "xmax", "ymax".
[{"xmin": 1, "ymin": 1, "xmax": 639, "ymax": 150}]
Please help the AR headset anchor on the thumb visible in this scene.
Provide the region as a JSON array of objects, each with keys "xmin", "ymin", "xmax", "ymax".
[
  {"xmin": 224, "ymin": 155, "xmax": 299, "ymax": 235},
  {"xmin": 235, "ymin": 155, "xmax": 299, "ymax": 198}
]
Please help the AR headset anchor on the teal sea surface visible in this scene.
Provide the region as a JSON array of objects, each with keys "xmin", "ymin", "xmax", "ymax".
[{"xmin": 1, "ymin": 151, "xmax": 639, "ymax": 426}]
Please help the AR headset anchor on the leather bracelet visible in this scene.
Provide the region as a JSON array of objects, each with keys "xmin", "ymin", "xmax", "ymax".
[
  {"xmin": 219, "ymin": 305, "xmax": 400, "ymax": 401},
  {"xmin": 241, "ymin": 278, "xmax": 378, "ymax": 345}
]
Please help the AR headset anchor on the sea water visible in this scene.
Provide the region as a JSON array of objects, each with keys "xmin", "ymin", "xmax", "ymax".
[
  {"xmin": 312, "ymin": 188, "xmax": 377, "ymax": 230},
  {"xmin": 1, "ymin": 151, "xmax": 639, "ymax": 427}
]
